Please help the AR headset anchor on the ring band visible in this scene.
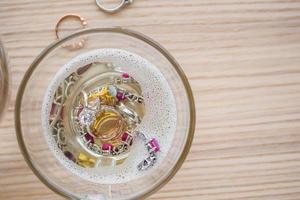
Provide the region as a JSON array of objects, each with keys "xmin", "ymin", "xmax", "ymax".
[
  {"xmin": 95, "ymin": 0, "xmax": 133, "ymax": 14},
  {"xmin": 55, "ymin": 14, "xmax": 88, "ymax": 50}
]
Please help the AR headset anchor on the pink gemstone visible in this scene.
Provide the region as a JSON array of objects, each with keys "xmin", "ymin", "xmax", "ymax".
[
  {"xmin": 84, "ymin": 133, "xmax": 94, "ymax": 144},
  {"xmin": 116, "ymin": 92, "xmax": 126, "ymax": 101},
  {"xmin": 102, "ymin": 143, "xmax": 113, "ymax": 151},
  {"xmin": 149, "ymin": 138, "xmax": 160, "ymax": 152},
  {"xmin": 122, "ymin": 73, "xmax": 129, "ymax": 78},
  {"xmin": 122, "ymin": 132, "xmax": 129, "ymax": 142}
]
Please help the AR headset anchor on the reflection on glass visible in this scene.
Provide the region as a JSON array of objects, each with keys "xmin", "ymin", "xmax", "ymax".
[{"xmin": 0, "ymin": 40, "xmax": 9, "ymax": 121}]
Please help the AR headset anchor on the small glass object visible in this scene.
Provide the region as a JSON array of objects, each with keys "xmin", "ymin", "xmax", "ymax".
[{"xmin": 15, "ymin": 28, "xmax": 195, "ymax": 200}]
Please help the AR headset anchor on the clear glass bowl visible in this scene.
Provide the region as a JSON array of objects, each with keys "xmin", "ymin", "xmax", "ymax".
[
  {"xmin": 0, "ymin": 40, "xmax": 9, "ymax": 121},
  {"xmin": 15, "ymin": 28, "xmax": 195, "ymax": 200}
]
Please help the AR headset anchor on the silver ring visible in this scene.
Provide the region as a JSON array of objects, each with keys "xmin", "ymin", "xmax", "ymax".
[
  {"xmin": 95, "ymin": 0, "xmax": 133, "ymax": 14},
  {"xmin": 116, "ymin": 102, "xmax": 141, "ymax": 124}
]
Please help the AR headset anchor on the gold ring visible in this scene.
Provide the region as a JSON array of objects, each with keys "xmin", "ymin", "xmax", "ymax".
[
  {"xmin": 55, "ymin": 14, "xmax": 88, "ymax": 50},
  {"xmin": 91, "ymin": 108, "xmax": 124, "ymax": 142}
]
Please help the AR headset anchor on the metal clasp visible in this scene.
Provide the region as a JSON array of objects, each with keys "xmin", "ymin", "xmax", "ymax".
[{"xmin": 95, "ymin": 0, "xmax": 133, "ymax": 14}]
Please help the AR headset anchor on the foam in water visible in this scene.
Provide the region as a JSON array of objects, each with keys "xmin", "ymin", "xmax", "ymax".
[{"xmin": 42, "ymin": 48, "xmax": 177, "ymax": 184}]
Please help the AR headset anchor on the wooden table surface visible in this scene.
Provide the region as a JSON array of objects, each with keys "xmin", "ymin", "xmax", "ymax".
[{"xmin": 1, "ymin": 0, "xmax": 300, "ymax": 199}]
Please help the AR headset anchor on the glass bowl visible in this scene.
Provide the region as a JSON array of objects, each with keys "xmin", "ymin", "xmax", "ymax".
[
  {"xmin": 15, "ymin": 28, "xmax": 195, "ymax": 200},
  {"xmin": 0, "ymin": 40, "xmax": 9, "ymax": 121}
]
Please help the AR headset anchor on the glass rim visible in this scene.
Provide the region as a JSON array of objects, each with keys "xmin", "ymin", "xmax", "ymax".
[
  {"xmin": 14, "ymin": 27, "xmax": 196, "ymax": 200},
  {"xmin": 0, "ymin": 40, "xmax": 9, "ymax": 121}
]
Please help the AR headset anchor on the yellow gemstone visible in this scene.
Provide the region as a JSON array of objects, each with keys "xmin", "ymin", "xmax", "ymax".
[
  {"xmin": 101, "ymin": 95, "xmax": 116, "ymax": 106},
  {"xmin": 88, "ymin": 86, "xmax": 116, "ymax": 106},
  {"xmin": 78, "ymin": 153, "xmax": 96, "ymax": 168},
  {"xmin": 88, "ymin": 87, "xmax": 108, "ymax": 101},
  {"xmin": 78, "ymin": 152, "xmax": 88, "ymax": 161}
]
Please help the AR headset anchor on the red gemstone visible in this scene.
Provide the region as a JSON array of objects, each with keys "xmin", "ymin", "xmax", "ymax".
[
  {"xmin": 84, "ymin": 133, "xmax": 94, "ymax": 143},
  {"xmin": 77, "ymin": 106, "xmax": 84, "ymax": 117},
  {"xmin": 102, "ymin": 143, "xmax": 113, "ymax": 151},
  {"xmin": 64, "ymin": 151, "xmax": 76, "ymax": 162},
  {"xmin": 50, "ymin": 103, "xmax": 56, "ymax": 115},
  {"xmin": 116, "ymin": 92, "xmax": 126, "ymax": 101},
  {"xmin": 122, "ymin": 132, "xmax": 129, "ymax": 142},
  {"xmin": 149, "ymin": 138, "xmax": 160, "ymax": 152},
  {"xmin": 122, "ymin": 73, "xmax": 129, "ymax": 78},
  {"xmin": 77, "ymin": 63, "xmax": 92, "ymax": 75}
]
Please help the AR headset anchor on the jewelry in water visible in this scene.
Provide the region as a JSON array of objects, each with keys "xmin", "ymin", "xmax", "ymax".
[{"xmin": 48, "ymin": 61, "xmax": 160, "ymax": 170}]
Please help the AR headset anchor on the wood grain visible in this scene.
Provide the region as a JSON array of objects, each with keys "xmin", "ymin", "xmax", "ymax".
[{"xmin": 1, "ymin": 0, "xmax": 300, "ymax": 199}]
